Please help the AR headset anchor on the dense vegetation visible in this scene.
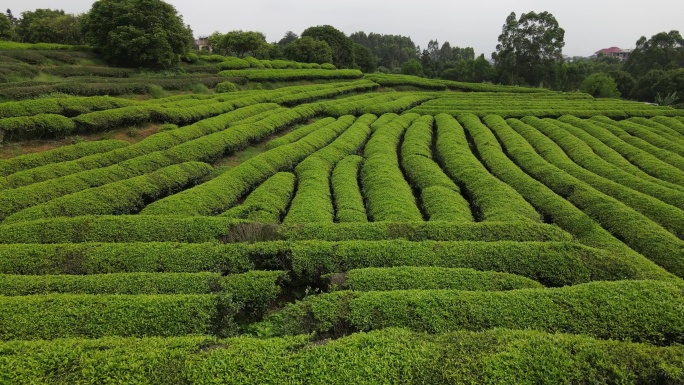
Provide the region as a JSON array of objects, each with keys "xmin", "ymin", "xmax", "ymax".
[{"xmin": 0, "ymin": 3, "xmax": 683, "ymax": 382}]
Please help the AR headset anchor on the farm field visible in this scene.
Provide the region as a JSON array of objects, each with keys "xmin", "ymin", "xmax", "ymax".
[{"xmin": 1, "ymin": 45, "xmax": 684, "ymax": 383}]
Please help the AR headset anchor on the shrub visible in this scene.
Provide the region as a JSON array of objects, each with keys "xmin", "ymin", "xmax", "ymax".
[
  {"xmin": 215, "ymin": 81, "xmax": 239, "ymax": 93},
  {"xmin": 581, "ymin": 73, "xmax": 621, "ymax": 98}
]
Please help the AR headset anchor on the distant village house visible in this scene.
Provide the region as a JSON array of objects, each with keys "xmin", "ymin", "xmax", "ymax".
[{"xmin": 593, "ymin": 47, "xmax": 632, "ymax": 61}]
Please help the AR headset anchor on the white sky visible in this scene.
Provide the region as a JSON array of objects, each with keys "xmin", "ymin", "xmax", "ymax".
[{"xmin": 4, "ymin": 0, "xmax": 683, "ymax": 57}]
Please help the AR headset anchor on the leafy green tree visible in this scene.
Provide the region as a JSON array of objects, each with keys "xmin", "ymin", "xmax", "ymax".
[
  {"xmin": 0, "ymin": 14, "xmax": 12, "ymax": 41},
  {"xmin": 16, "ymin": 9, "xmax": 82, "ymax": 44},
  {"xmin": 608, "ymin": 70, "xmax": 636, "ymax": 97},
  {"xmin": 82, "ymin": 0, "xmax": 193, "ymax": 68},
  {"xmin": 211, "ymin": 31, "xmax": 267, "ymax": 57},
  {"xmin": 284, "ymin": 37, "xmax": 332, "ymax": 64},
  {"xmin": 624, "ymin": 30, "xmax": 684, "ymax": 78},
  {"xmin": 278, "ymin": 31, "xmax": 298, "ymax": 47},
  {"xmin": 350, "ymin": 31, "xmax": 418, "ymax": 70},
  {"xmin": 401, "ymin": 59, "xmax": 423, "ymax": 76},
  {"xmin": 353, "ymin": 43, "xmax": 377, "ymax": 73},
  {"xmin": 631, "ymin": 69, "xmax": 664, "ymax": 101},
  {"xmin": 581, "ymin": 73, "xmax": 621, "ymax": 98},
  {"xmin": 492, "ymin": 11, "xmax": 565, "ymax": 87},
  {"xmin": 302, "ymin": 25, "xmax": 354, "ymax": 68}
]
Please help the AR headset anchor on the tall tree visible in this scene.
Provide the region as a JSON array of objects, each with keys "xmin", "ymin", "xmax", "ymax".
[
  {"xmin": 624, "ymin": 30, "xmax": 684, "ymax": 78},
  {"xmin": 82, "ymin": 0, "xmax": 193, "ymax": 68},
  {"xmin": 353, "ymin": 43, "xmax": 377, "ymax": 73},
  {"xmin": 211, "ymin": 31, "xmax": 267, "ymax": 57},
  {"xmin": 302, "ymin": 25, "xmax": 354, "ymax": 68},
  {"xmin": 278, "ymin": 31, "xmax": 298, "ymax": 47},
  {"xmin": 492, "ymin": 11, "xmax": 565, "ymax": 87},
  {"xmin": 284, "ymin": 36, "xmax": 332, "ymax": 64},
  {"xmin": 16, "ymin": 9, "xmax": 83, "ymax": 44},
  {"xmin": 0, "ymin": 14, "xmax": 12, "ymax": 41}
]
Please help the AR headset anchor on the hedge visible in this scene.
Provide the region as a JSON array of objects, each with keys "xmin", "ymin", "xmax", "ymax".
[
  {"xmin": 437, "ymin": 114, "xmax": 540, "ymax": 222},
  {"xmin": 401, "ymin": 115, "xmax": 472, "ymax": 222},
  {"xmin": 559, "ymin": 115, "xmax": 684, "ymax": 186},
  {"xmin": 486, "ymin": 116, "xmax": 684, "ymax": 278},
  {"xmin": 4, "ymin": 162, "xmax": 212, "ymax": 223},
  {"xmin": 0, "ymin": 105, "xmax": 284, "ymax": 217},
  {"xmin": 221, "ymin": 172, "xmax": 296, "ymax": 223},
  {"xmin": 41, "ymin": 66, "xmax": 134, "ymax": 78},
  {"xmin": 338, "ymin": 267, "xmax": 543, "ymax": 291},
  {"xmin": 618, "ymin": 118, "xmax": 684, "ymax": 156},
  {"xmin": 217, "ymin": 57, "xmax": 251, "ymax": 70},
  {"xmin": 2, "ymin": 328, "xmax": 684, "ymax": 384},
  {"xmin": 0, "ymin": 239, "xmax": 631, "ymax": 286},
  {"xmin": 631, "ymin": 116, "xmax": 684, "ymax": 143},
  {"xmin": 522, "ymin": 116, "xmax": 684, "ymax": 209},
  {"xmin": 652, "ymin": 116, "xmax": 684, "ymax": 136},
  {"xmin": 551, "ymin": 115, "xmax": 684, "ymax": 192},
  {"xmin": 266, "ymin": 117, "xmax": 336, "ymax": 149},
  {"xmin": 285, "ymin": 114, "xmax": 376, "ymax": 223},
  {"xmin": 0, "ymin": 139, "xmax": 129, "ymax": 178},
  {"xmin": 454, "ymin": 115, "xmax": 672, "ymax": 280},
  {"xmin": 0, "ymin": 95, "xmax": 136, "ymax": 119},
  {"xmin": 510, "ymin": 117, "xmax": 684, "ymax": 238},
  {"xmin": 143, "ymin": 108, "xmax": 351, "ymax": 216},
  {"xmin": 362, "ymin": 113, "xmax": 423, "ymax": 221},
  {"xmin": 271, "ymin": 80, "xmax": 377, "ymax": 106},
  {"xmin": 218, "ymin": 69, "xmax": 363, "ymax": 81},
  {"xmin": 331, "ymin": 155, "xmax": 368, "ymax": 222},
  {"xmin": 266, "ymin": 280, "xmax": 684, "ymax": 345},
  {"xmin": 0, "ymin": 114, "xmax": 76, "ymax": 142},
  {"xmin": 0, "ymin": 270, "xmax": 284, "ymax": 297},
  {"xmin": 0, "ymin": 294, "xmax": 228, "ymax": 340},
  {"xmin": 591, "ymin": 115, "xmax": 684, "ymax": 161}
]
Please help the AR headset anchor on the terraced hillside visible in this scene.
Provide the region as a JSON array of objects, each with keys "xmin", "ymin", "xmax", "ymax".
[{"xmin": 1, "ymin": 46, "xmax": 684, "ymax": 383}]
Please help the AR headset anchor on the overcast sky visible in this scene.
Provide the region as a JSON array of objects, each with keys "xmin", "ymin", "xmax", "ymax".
[{"xmin": 5, "ymin": 0, "xmax": 683, "ymax": 57}]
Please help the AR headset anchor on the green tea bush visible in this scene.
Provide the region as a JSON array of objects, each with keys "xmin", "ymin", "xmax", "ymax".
[
  {"xmin": 267, "ymin": 280, "xmax": 684, "ymax": 344},
  {"xmin": 266, "ymin": 117, "xmax": 336, "ymax": 149},
  {"xmin": 0, "ymin": 114, "xmax": 76, "ymax": 141},
  {"xmin": 331, "ymin": 155, "xmax": 368, "ymax": 222},
  {"xmin": 341, "ymin": 266, "xmax": 543, "ymax": 291},
  {"xmin": 362, "ymin": 113, "xmax": 423, "ymax": 221},
  {"xmin": 217, "ymin": 57, "xmax": 251, "ymax": 70},
  {"xmin": 437, "ymin": 114, "xmax": 540, "ymax": 222},
  {"xmin": 215, "ymin": 81, "xmax": 239, "ymax": 93},
  {"xmin": 221, "ymin": 172, "xmax": 296, "ymax": 223}
]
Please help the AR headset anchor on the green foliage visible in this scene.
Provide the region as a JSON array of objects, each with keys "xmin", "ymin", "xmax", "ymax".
[
  {"xmin": 352, "ymin": 43, "xmax": 376, "ymax": 73},
  {"xmin": 217, "ymin": 57, "xmax": 250, "ymax": 70},
  {"xmin": 16, "ymin": 9, "xmax": 83, "ymax": 45},
  {"xmin": 222, "ymin": 172, "xmax": 296, "ymax": 223},
  {"xmin": 285, "ymin": 115, "xmax": 376, "ymax": 223},
  {"xmin": 362, "ymin": 113, "xmax": 424, "ymax": 221},
  {"xmin": 401, "ymin": 59, "xmax": 423, "ymax": 76},
  {"xmin": 218, "ymin": 68, "xmax": 363, "ymax": 82},
  {"xmin": 332, "ymin": 155, "xmax": 368, "ymax": 222},
  {"xmin": 284, "ymin": 36, "xmax": 333, "ymax": 64},
  {"xmin": 215, "ymin": 81, "xmax": 238, "ymax": 93},
  {"xmin": 608, "ymin": 70, "xmax": 636, "ymax": 96},
  {"xmin": 4, "ymin": 161, "xmax": 212, "ymax": 223},
  {"xmin": 0, "ymin": 328, "xmax": 683, "ymax": 383},
  {"xmin": 0, "ymin": 139, "xmax": 129, "ymax": 177},
  {"xmin": 0, "ymin": 113, "xmax": 76, "ymax": 142},
  {"xmin": 493, "ymin": 11, "xmax": 565, "ymax": 87},
  {"xmin": 624, "ymin": 30, "xmax": 684, "ymax": 78},
  {"xmin": 401, "ymin": 115, "xmax": 472, "ymax": 222},
  {"xmin": 209, "ymin": 31, "xmax": 268, "ymax": 57},
  {"xmin": 0, "ymin": 293, "xmax": 229, "ymax": 339},
  {"xmin": 0, "ymin": 14, "xmax": 13, "ymax": 41},
  {"xmin": 436, "ymin": 114, "xmax": 540, "ymax": 222},
  {"xmin": 581, "ymin": 73, "xmax": 621, "ymax": 98},
  {"xmin": 81, "ymin": 0, "xmax": 194, "ymax": 68},
  {"xmin": 301, "ymin": 25, "xmax": 354, "ymax": 68},
  {"xmin": 491, "ymin": 116, "xmax": 684, "ymax": 277},
  {"xmin": 266, "ymin": 117, "xmax": 336, "ymax": 149},
  {"xmin": 268, "ymin": 280, "xmax": 684, "ymax": 344},
  {"xmin": 341, "ymin": 267, "xmax": 543, "ymax": 291}
]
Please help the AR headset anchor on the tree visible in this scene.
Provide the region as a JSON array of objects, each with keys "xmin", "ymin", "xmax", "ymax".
[
  {"xmin": 581, "ymin": 73, "xmax": 621, "ymax": 98},
  {"xmin": 16, "ymin": 9, "xmax": 83, "ymax": 44},
  {"xmin": 608, "ymin": 70, "xmax": 636, "ymax": 97},
  {"xmin": 302, "ymin": 25, "xmax": 354, "ymax": 68},
  {"xmin": 0, "ymin": 14, "xmax": 12, "ymax": 41},
  {"xmin": 284, "ymin": 37, "xmax": 332, "ymax": 64},
  {"xmin": 624, "ymin": 30, "xmax": 684, "ymax": 78},
  {"xmin": 82, "ymin": 0, "xmax": 193, "ymax": 68},
  {"xmin": 353, "ymin": 43, "xmax": 377, "ymax": 73},
  {"xmin": 492, "ymin": 11, "xmax": 565, "ymax": 87},
  {"xmin": 401, "ymin": 59, "xmax": 423, "ymax": 76},
  {"xmin": 278, "ymin": 31, "xmax": 298, "ymax": 47},
  {"xmin": 212, "ymin": 31, "xmax": 267, "ymax": 57}
]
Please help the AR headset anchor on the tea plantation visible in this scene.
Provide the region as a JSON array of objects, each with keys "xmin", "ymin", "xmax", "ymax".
[{"xmin": 1, "ymin": 44, "xmax": 684, "ymax": 384}]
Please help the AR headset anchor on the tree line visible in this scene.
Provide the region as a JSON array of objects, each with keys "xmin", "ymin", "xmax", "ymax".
[{"xmin": 0, "ymin": 1, "xmax": 681, "ymax": 106}]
